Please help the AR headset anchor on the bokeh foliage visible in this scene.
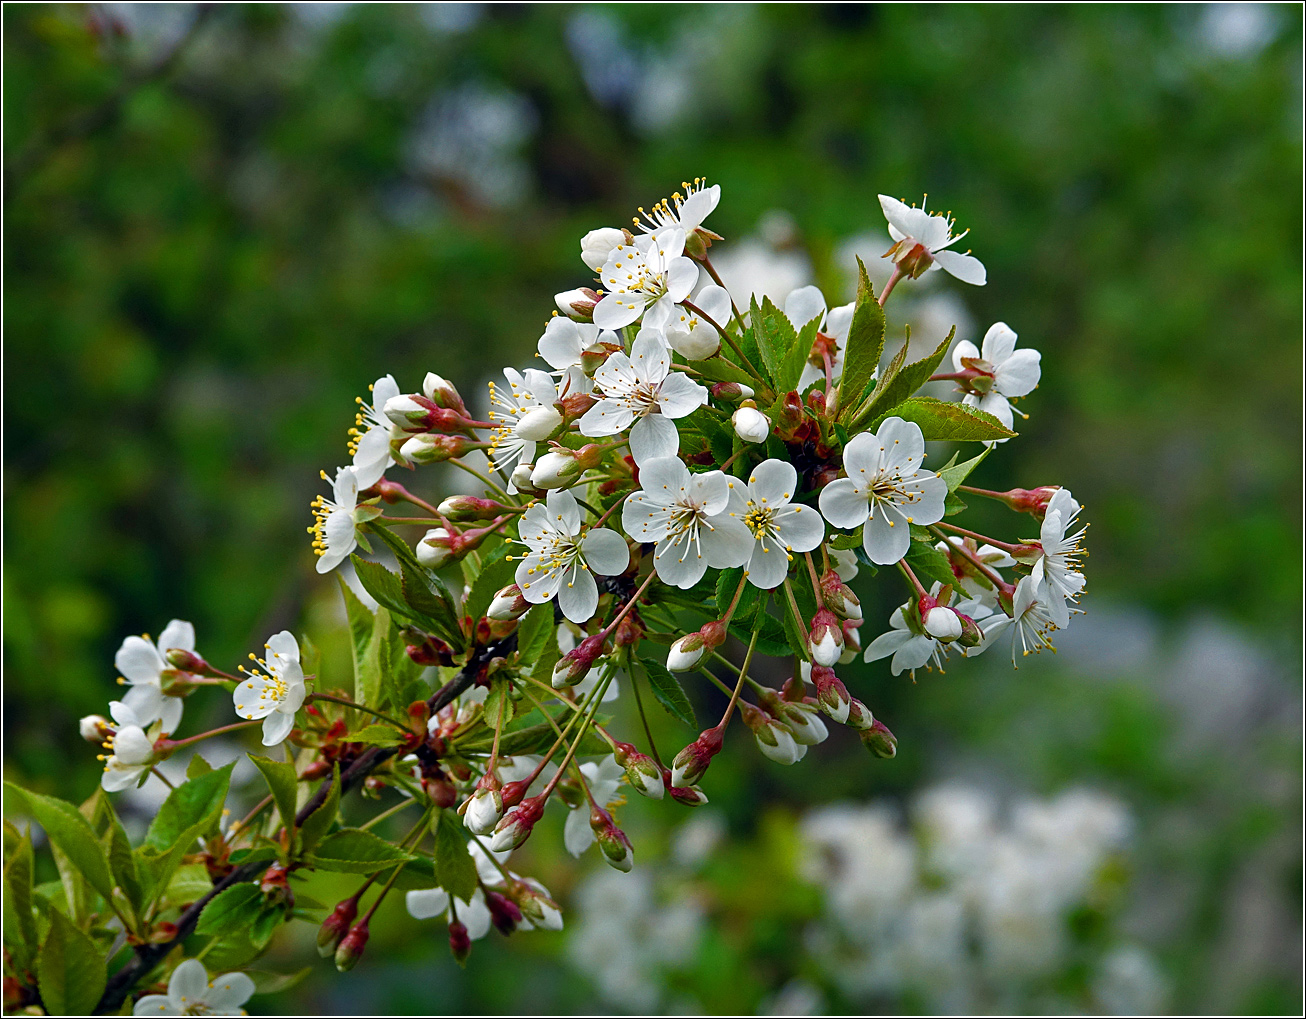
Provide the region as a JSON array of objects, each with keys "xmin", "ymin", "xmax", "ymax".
[{"xmin": 4, "ymin": 3, "xmax": 1301, "ymax": 1015}]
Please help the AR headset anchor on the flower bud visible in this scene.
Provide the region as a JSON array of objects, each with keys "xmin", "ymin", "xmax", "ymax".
[
  {"xmin": 923, "ymin": 606, "xmax": 963, "ymax": 642},
  {"xmin": 710, "ymin": 381, "xmax": 754, "ymax": 403},
  {"xmin": 163, "ymin": 648, "xmax": 213, "ymax": 674},
  {"xmin": 990, "ymin": 485, "xmax": 1061, "ymax": 519},
  {"xmin": 955, "ymin": 612, "xmax": 983, "ymax": 648},
  {"xmin": 555, "ymin": 288, "xmax": 599, "ymax": 322},
  {"xmin": 560, "ymin": 389, "xmax": 598, "ymax": 419},
  {"xmin": 840, "ymin": 620, "xmax": 862, "ymax": 663},
  {"xmin": 317, "ymin": 899, "xmax": 359, "ymax": 959},
  {"xmin": 508, "ymin": 877, "xmax": 564, "ymax": 931},
  {"xmin": 773, "ymin": 391, "xmax": 805, "ymax": 438},
  {"xmin": 580, "ymin": 227, "xmax": 628, "ymax": 271},
  {"xmin": 732, "ymin": 405, "xmax": 770, "ymax": 444},
  {"xmin": 448, "ymin": 920, "xmax": 471, "ymax": 965},
  {"xmin": 437, "ymin": 495, "xmax": 513, "ymax": 523},
  {"xmin": 830, "ymin": 547, "xmax": 859, "ymax": 582},
  {"xmin": 666, "ymin": 632, "xmax": 707, "ymax": 672},
  {"xmin": 334, "ymin": 922, "xmax": 369, "ymax": 972},
  {"xmin": 509, "ymin": 464, "xmax": 546, "ymax": 497},
  {"xmin": 846, "ymin": 697, "xmax": 875, "ymax": 731},
  {"xmin": 531, "ymin": 443, "xmax": 604, "ymax": 489},
  {"xmin": 259, "ymin": 862, "xmax": 294, "ymax": 911},
  {"xmin": 613, "ymin": 743, "xmax": 665, "ymax": 799},
  {"xmin": 485, "ymin": 890, "xmax": 522, "ymax": 935},
  {"xmin": 416, "ymin": 528, "xmax": 454, "ymax": 569},
  {"xmin": 590, "ymin": 807, "xmax": 634, "ymax": 873},
  {"xmin": 667, "ymin": 783, "xmax": 709, "ymax": 807},
  {"xmin": 406, "ymin": 634, "xmax": 454, "ymax": 666},
  {"xmin": 487, "ymin": 584, "xmax": 530, "ymax": 621},
  {"xmin": 819, "ymin": 570, "xmax": 861, "ymax": 620},
  {"xmin": 384, "ymin": 393, "xmax": 436, "ymax": 429},
  {"xmin": 740, "ymin": 703, "xmax": 803, "ymax": 765},
  {"xmin": 886, "ymin": 238, "xmax": 936, "ymax": 279},
  {"xmin": 515, "ymin": 404, "xmax": 564, "ymax": 442},
  {"xmin": 552, "ymin": 634, "xmax": 606, "ymax": 689},
  {"xmin": 80, "ymin": 715, "xmax": 112, "ymax": 743},
  {"xmin": 488, "ymin": 796, "xmax": 545, "ymax": 852},
  {"xmin": 400, "ymin": 433, "xmax": 468, "ymax": 465},
  {"xmin": 776, "ymin": 700, "xmax": 829, "ymax": 746},
  {"xmin": 860, "ymin": 718, "xmax": 898, "ymax": 758},
  {"xmin": 670, "ymin": 725, "xmax": 724, "ymax": 788},
  {"xmin": 464, "ymin": 785, "xmax": 504, "ymax": 836},
  {"xmin": 808, "ymin": 608, "xmax": 844, "ymax": 667},
  {"xmin": 423, "ymin": 373, "xmax": 468, "ymax": 414},
  {"xmin": 809, "ymin": 665, "xmax": 851, "ymax": 724}
]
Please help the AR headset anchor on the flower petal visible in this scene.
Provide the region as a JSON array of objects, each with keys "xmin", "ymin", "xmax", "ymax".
[
  {"xmin": 592, "ymin": 293, "xmax": 643, "ymax": 331},
  {"xmin": 629, "ymin": 414, "xmax": 679, "ymax": 465},
  {"xmin": 747, "ymin": 459, "xmax": 798, "ymax": 506},
  {"xmin": 784, "ymin": 285, "xmax": 827, "ymax": 330},
  {"xmin": 981, "ymin": 321, "xmax": 1018, "ymax": 363},
  {"xmin": 201, "ymin": 972, "xmax": 255, "ymax": 1011},
  {"xmin": 564, "ymin": 805, "xmax": 596, "ymax": 857},
  {"xmin": 746, "ymin": 543, "xmax": 791, "ymax": 590},
  {"xmin": 933, "ymin": 249, "xmax": 987, "ymax": 286},
  {"xmin": 261, "ymin": 710, "xmax": 295, "ymax": 747},
  {"xmin": 167, "ymin": 960, "xmax": 210, "ymax": 1006},
  {"xmin": 115, "ymin": 636, "xmax": 165, "ymax": 684},
  {"xmin": 818, "ymin": 478, "xmax": 869, "ymax": 529},
  {"xmin": 656, "ymin": 372, "xmax": 709, "ymax": 418},
  {"xmin": 581, "ymin": 528, "xmax": 631, "ymax": 576},
  {"xmin": 406, "ymin": 887, "xmax": 450, "ymax": 920},
  {"xmin": 557, "ymin": 565, "xmax": 599, "ymax": 623},
  {"xmin": 864, "ymin": 502, "xmax": 911, "ymax": 565},
  {"xmin": 952, "ymin": 338, "xmax": 980, "ymax": 372},
  {"xmin": 994, "ymin": 348, "xmax": 1041, "ymax": 397},
  {"xmin": 157, "ymin": 620, "xmax": 195, "ymax": 656},
  {"xmin": 775, "ymin": 504, "xmax": 825, "ymax": 553}
]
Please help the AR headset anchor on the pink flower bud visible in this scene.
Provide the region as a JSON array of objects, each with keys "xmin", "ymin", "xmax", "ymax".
[
  {"xmin": 163, "ymin": 648, "xmax": 213, "ymax": 674},
  {"xmin": 463, "ymin": 782, "xmax": 504, "ymax": 836},
  {"xmin": 955, "ymin": 612, "xmax": 983, "ymax": 648},
  {"xmin": 819, "ymin": 570, "xmax": 861, "ymax": 620},
  {"xmin": 507, "ymin": 877, "xmax": 563, "ymax": 930},
  {"xmin": 406, "ymin": 634, "xmax": 454, "ymax": 666},
  {"xmin": 489, "ymin": 796, "xmax": 545, "ymax": 852},
  {"xmin": 423, "ymin": 373, "xmax": 468, "ymax": 414},
  {"xmin": 437, "ymin": 495, "xmax": 513, "ymax": 523},
  {"xmin": 613, "ymin": 742, "xmax": 665, "ymax": 800},
  {"xmin": 318, "ymin": 896, "xmax": 359, "ymax": 958},
  {"xmin": 810, "ymin": 665, "xmax": 851, "ymax": 724},
  {"xmin": 667, "ymin": 783, "xmax": 709, "ymax": 807},
  {"xmin": 710, "ymin": 381, "xmax": 754, "ymax": 403},
  {"xmin": 485, "ymin": 890, "xmax": 522, "ymax": 935},
  {"xmin": 555, "ymin": 287, "xmax": 600, "ymax": 321},
  {"xmin": 860, "ymin": 718, "xmax": 898, "ymax": 758},
  {"xmin": 670, "ymin": 725, "xmax": 724, "ymax": 788},
  {"xmin": 334, "ymin": 922, "xmax": 369, "ymax": 972},
  {"xmin": 400, "ymin": 433, "xmax": 469, "ymax": 465},
  {"xmin": 448, "ymin": 920, "xmax": 471, "ymax": 965},
  {"xmin": 846, "ymin": 697, "xmax": 875, "ymax": 731},
  {"xmin": 487, "ymin": 584, "xmax": 530, "ymax": 621},
  {"xmin": 808, "ymin": 608, "xmax": 845, "ymax": 666},
  {"xmin": 923, "ymin": 606, "xmax": 963, "ymax": 642},
  {"xmin": 552, "ymin": 634, "xmax": 606, "ymax": 689}
]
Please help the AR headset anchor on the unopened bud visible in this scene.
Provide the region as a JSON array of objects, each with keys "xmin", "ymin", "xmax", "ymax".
[
  {"xmin": 531, "ymin": 444, "xmax": 604, "ymax": 489},
  {"xmin": 810, "ymin": 665, "xmax": 851, "ymax": 724},
  {"xmin": 555, "ymin": 287, "xmax": 599, "ymax": 322},
  {"xmin": 776, "ymin": 700, "xmax": 829, "ymax": 746},
  {"xmin": 448, "ymin": 920, "xmax": 471, "ymax": 965},
  {"xmin": 164, "ymin": 648, "xmax": 213, "ymax": 674},
  {"xmin": 740, "ymin": 703, "xmax": 803, "ymax": 765},
  {"xmin": 614, "ymin": 608, "xmax": 644, "ymax": 648},
  {"xmin": 613, "ymin": 743, "xmax": 665, "ymax": 799},
  {"xmin": 485, "ymin": 890, "xmax": 522, "ymax": 935},
  {"xmin": 259, "ymin": 863, "xmax": 293, "ymax": 911},
  {"xmin": 508, "ymin": 877, "xmax": 564, "ymax": 931},
  {"xmin": 773, "ymin": 391, "xmax": 805, "ymax": 437},
  {"xmin": 846, "ymin": 697, "xmax": 875, "ymax": 731},
  {"xmin": 710, "ymin": 381, "xmax": 754, "ymax": 403},
  {"xmin": 955, "ymin": 612, "xmax": 983, "ymax": 648},
  {"xmin": 732, "ymin": 405, "xmax": 770, "ymax": 444},
  {"xmin": 552, "ymin": 634, "xmax": 605, "ymax": 689},
  {"xmin": 590, "ymin": 807, "xmax": 634, "ymax": 873},
  {"xmin": 464, "ymin": 785, "xmax": 504, "ymax": 836},
  {"xmin": 840, "ymin": 620, "xmax": 862, "ymax": 663},
  {"xmin": 509, "ymin": 464, "xmax": 546, "ymax": 497},
  {"xmin": 384, "ymin": 393, "xmax": 436, "ymax": 429},
  {"xmin": 808, "ymin": 608, "xmax": 844, "ymax": 666},
  {"xmin": 317, "ymin": 897, "xmax": 359, "ymax": 958},
  {"xmin": 923, "ymin": 606, "xmax": 963, "ymax": 642},
  {"xmin": 670, "ymin": 725, "xmax": 724, "ymax": 788},
  {"xmin": 487, "ymin": 584, "xmax": 530, "ymax": 621},
  {"xmin": 860, "ymin": 718, "xmax": 898, "ymax": 758},
  {"xmin": 437, "ymin": 495, "xmax": 513, "ymax": 523},
  {"xmin": 488, "ymin": 796, "xmax": 545, "ymax": 852},
  {"xmin": 666, "ymin": 632, "xmax": 707, "ymax": 672},
  {"xmin": 515, "ymin": 404, "xmax": 564, "ymax": 442},
  {"xmin": 819, "ymin": 570, "xmax": 861, "ymax": 620},
  {"xmin": 400, "ymin": 432, "xmax": 468, "ymax": 465},
  {"xmin": 334, "ymin": 922, "xmax": 369, "ymax": 972},
  {"xmin": 581, "ymin": 227, "xmax": 627, "ymax": 271},
  {"xmin": 423, "ymin": 373, "xmax": 468, "ymax": 413},
  {"xmin": 80, "ymin": 715, "xmax": 112, "ymax": 743},
  {"xmin": 406, "ymin": 634, "xmax": 454, "ymax": 666},
  {"xmin": 668, "ymin": 783, "xmax": 709, "ymax": 807},
  {"xmin": 416, "ymin": 528, "xmax": 454, "ymax": 569}
]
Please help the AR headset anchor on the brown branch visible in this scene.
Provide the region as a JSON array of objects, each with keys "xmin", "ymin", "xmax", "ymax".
[{"xmin": 94, "ymin": 632, "xmax": 516, "ymax": 1013}]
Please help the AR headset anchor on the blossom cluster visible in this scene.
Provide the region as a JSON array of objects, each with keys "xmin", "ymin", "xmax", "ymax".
[{"xmin": 34, "ymin": 178, "xmax": 1086, "ymax": 1013}]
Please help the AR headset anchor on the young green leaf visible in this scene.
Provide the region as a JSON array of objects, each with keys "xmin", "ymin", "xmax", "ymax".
[
  {"xmin": 937, "ymin": 444, "xmax": 993, "ymax": 491},
  {"xmin": 4, "ymin": 784, "xmax": 115, "ymax": 904},
  {"xmin": 836, "ymin": 257, "xmax": 886, "ymax": 416},
  {"xmin": 872, "ymin": 396, "xmax": 1015, "ymax": 442},
  {"xmin": 298, "ymin": 764, "xmax": 341, "ymax": 854},
  {"xmin": 247, "ymin": 755, "xmax": 300, "ymax": 835},
  {"xmin": 351, "ymin": 557, "xmax": 409, "ymax": 621},
  {"xmin": 432, "ymin": 810, "xmax": 479, "ymax": 902},
  {"xmin": 688, "ymin": 355, "xmax": 756, "ymax": 390},
  {"xmin": 3, "ymin": 826, "xmax": 38, "ymax": 967},
  {"xmin": 306, "ymin": 828, "xmax": 416, "ymax": 874},
  {"xmin": 37, "ymin": 909, "xmax": 106, "ymax": 1017},
  {"xmin": 750, "ymin": 295, "xmax": 797, "ymax": 388},
  {"xmin": 780, "ymin": 316, "xmax": 821, "ymax": 394},
  {"xmin": 856, "ymin": 326, "xmax": 955, "ymax": 428},
  {"xmin": 340, "ymin": 724, "xmax": 408, "ymax": 748},
  {"xmin": 165, "ymin": 863, "xmax": 214, "ymax": 906},
  {"xmin": 905, "ymin": 539, "xmax": 957, "ymax": 589},
  {"xmin": 641, "ymin": 658, "xmax": 696, "ymax": 729},
  {"xmin": 196, "ymin": 882, "xmax": 264, "ymax": 937},
  {"xmin": 144, "ymin": 762, "xmax": 235, "ymax": 852}
]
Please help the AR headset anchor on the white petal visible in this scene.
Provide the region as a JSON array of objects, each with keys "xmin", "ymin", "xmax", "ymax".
[
  {"xmin": 699, "ymin": 515, "xmax": 755, "ymax": 569},
  {"xmin": 261, "ymin": 710, "xmax": 295, "ymax": 747},
  {"xmin": 774, "ymin": 504, "xmax": 825, "ymax": 553},
  {"xmin": 564, "ymin": 806, "xmax": 596, "ymax": 857},
  {"xmin": 622, "ymin": 493, "xmax": 671, "ymax": 543},
  {"xmin": 981, "ymin": 321, "xmax": 1018, "ymax": 363},
  {"xmin": 579, "ymin": 399, "xmax": 635, "ymax": 438},
  {"xmin": 952, "ymin": 338, "xmax": 980, "ymax": 372},
  {"xmin": 656, "ymin": 372, "xmax": 709, "ymax": 418},
  {"xmin": 538, "ymin": 317, "xmax": 585, "ymax": 370},
  {"xmin": 878, "ymin": 194, "xmax": 937, "ymax": 242},
  {"xmin": 266, "ymin": 630, "xmax": 300, "ymax": 665},
  {"xmin": 746, "ymin": 543, "xmax": 791, "ymax": 590},
  {"xmin": 581, "ymin": 528, "xmax": 631, "ymax": 576},
  {"xmin": 695, "ymin": 283, "xmax": 732, "ymax": 325},
  {"xmin": 875, "ymin": 416, "xmax": 926, "ymax": 466},
  {"xmin": 121, "ymin": 684, "xmax": 165, "ymax": 726},
  {"xmin": 232, "ymin": 677, "xmax": 276, "ymax": 721},
  {"xmin": 631, "ymin": 330, "xmax": 672, "ymax": 384},
  {"xmin": 933, "ymin": 249, "xmax": 987, "ymax": 286},
  {"xmin": 201, "ymin": 972, "xmax": 255, "ymax": 1011},
  {"xmin": 747, "ymin": 459, "xmax": 798, "ymax": 506},
  {"xmin": 664, "ymin": 256, "xmax": 700, "ymax": 303},
  {"xmin": 406, "ymin": 887, "xmax": 450, "ymax": 920},
  {"xmin": 115, "ymin": 636, "xmax": 165, "ymax": 684},
  {"xmin": 460, "ymin": 889, "xmax": 493, "ymax": 940},
  {"xmin": 168, "ymin": 960, "xmax": 210, "ymax": 1005},
  {"xmin": 629, "ymin": 414, "xmax": 680, "ymax": 465},
  {"xmin": 864, "ymin": 502, "xmax": 911, "ymax": 565},
  {"xmin": 133, "ymin": 994, "xmax": 182, "ymax": 1016},
  {"xmin": 556, "ymin": 566, "xmax": 600, "ymax": 623},
  {"xmin": 784, "ymin": 285, "xmax": 827, "ymax": 329},
  {"xmin": 994, "ymin": 348, "xmax": 1041, "ymax": 397},
  {"xmin": 839, "ymin": 430, "xmax": 884, "ymax": 479},
  {"xmin": 546, "ymin": 489, "xmax": 582, "ymax": 537},
  {"xmin": 864, "ymin": 627, "xmax": 916, "ymax": 663},
  {"xmin": 818, "ymin": 478, "xmax": 869, "ymax": 530},
  {"xmin": 157, "ymin": 620, "xmax": 195, "ymax": 655},
  {"xmin": 158, "ymin": 696, "xmax": 184, "ymax": 736},
  {"xmin": 891, "ymin": 635, "xmax": 937, "ymax": 674},
  {"xmin": 592, "ymin": 293, "xmax": 643, "ymax": 331}
]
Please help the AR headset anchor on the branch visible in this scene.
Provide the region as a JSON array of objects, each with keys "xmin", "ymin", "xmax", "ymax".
[{"xmin": 94, "ymin": 632, "xmax": 516, "ymax": 1014}]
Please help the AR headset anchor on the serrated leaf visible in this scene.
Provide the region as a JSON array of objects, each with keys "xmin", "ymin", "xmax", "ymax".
[
  {"xmin": 463, "ymin": 543, "xmax": 516, "ymax": 624},
  {"xmin": 432, "ymin": 811, "xmax": 478, "ymax": 902},
  {"xmin": 379, "ymin": 616, "xmax": 428, "ymax": 713},
  {"xmin": 298, "ymin": 764, "xmax": 340, "ymax": 854},
  {"xmin": 856, "ymin": 327, "xmax": 955, "ymax": 429},
  {"xmin": 837, "ymin": 257, "xmax": 886, "ymax": 416},
  {"xmin": 750, "ymin": 295, "xmax": 796, "ymax": 388},
  {"xmin": 517, "ymin": 602, "xmax": 555, "ymax": 662},
  {"xmin": 144, "ymin": 762, "xmax": 235, "ymax": 852},
  {"xmin": 714, "ymin": 567, "xmax": 760, "ymax": 619},
  {"xmin": 872, "ymin": 396, "xmax": 1016, "ymax": 442},
  {"xmin": 307, "ymin": 828, "xmax": 416, "ymax": 874},
  {"xmin": 937, "ymin": 444, "xmax": 992, "ymax": 491},
  {"xmin": 481, "ymin": 676, "xmax": 514, "ymax": 734},
  {"xmin": 355, "ymin": 603, "xmax": 388, "ymax": 712},
  {"xmin": 689, "ymin": 355, "xmax": 756, "ymax": 390},
  {"xmin": 3, "ymin": 826, "xmax": 37, "ymax": 966},
  {"xmin": 4, "ymin": 784, "xmax": 114, "ymax": 904},
  {"xmin": 905, "ymin": 539, "xmax": 957, "ymax": 589},
  {"xmin": 165, "ymin": 863, "xmax": 213, "ymax": 906},
  {"xmin": 400, "ymin": 561, "xmax": 460, "ymax": 642},
  {"xmin": 248, "ymin": 967, "xmax": 312, "ymax": 996},
  {"xmin": 196, "ymin": 882, "xmax": 263, "ymax": 937},
  {"xmin": 100, "ymin": 805, "xmax": 143, "ymax": 914},
  {"xmin": 351, "ymin": 557, "xmax": 409, "ymax": 620},
  {"xmin": 830, "ymin": 526, "xmax": 863, "ymax": 550},
  {"xmin": 641, "ymin": 658, "xmax": 696, "ymax": 729},
  {"xmin": 37, "ymin": 908, "xmax": 106, "ymax": 1016},
  {"xmin": 779, "ymin": 316, "xmax": 820, "ymax": 394},
  {"xmin": 944, "ymin": 491, "xmax": 968, "ymax": 516},
  {"xmin": 341, "ymin": 724, "xmax": 407, "ymax": 748},
  {"xmin": 338, "ymin": 576, "xmax": 375, "ymax": 702},
  {"xmin": 186, "ymin": 754, "xmax": 214, "ymax": 779},
  {"xmin": 248, "ymin": 755, "xmax": 300, "ymax": 835},
  {"xmin": 727, "ymin": 609, "xmax": 791, "ymax": 658},
  {"xmin": 249, "ymin": 904, "xmax": 283, "ymax": 949}
]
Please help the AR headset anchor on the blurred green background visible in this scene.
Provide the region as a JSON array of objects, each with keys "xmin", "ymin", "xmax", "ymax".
[{"xmin": 4, "ymin": 3, "xmax": 1301, "ymax": 1015}]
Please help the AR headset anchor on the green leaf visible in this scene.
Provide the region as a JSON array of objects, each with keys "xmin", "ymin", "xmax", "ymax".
[
  {"xmin": 905, "ymin": 539, "xmax": 957, "ymax": 589},
  {"xmin": 432, "ymin": 811, "xmax": 478, "ymax": 902},
  {"xmin": 248, "ymin": 755, "xmax": 300, "ymax": 835},
  {"xmin": 688, "ymin": 355, "xmax": 756, "ymax": 390},
  {"xmin": 164, "ymin": 863, "xmax": 213, "ymax": 906},
  {"xmin": 937, "ymin": 444, "xmax": 993, "ymax": 491},
  {"xmin": 144, "ymin": 762, "xmax": 235, "ymax": 852},
  {"xmin": 307, "ymin": 828, "xmax": 416, "ymax": 874},
  {"xmin": 338, "ymin": 575, "xmax": 376, "ymax": 701},
  {"xmin": 872, "ymin": 396, "xmax": 1016, "ymax": 442},
  {"xmin": 341, "ymin": 724, "xmax": 407, "ymax": 748},
  {"xmin": 780, "ymin": 316, "xmax": 820, "ymax": 394},
  {"xmin": 355, "ymin": 604, "xmax": 388, "ymax": 712},
  {"xmin": 298, "ymin": 764, "xmax": 340, "ymax": 854},
  {"xmin": 365, "ymin": 520, "xmax": 427, "ymax": 576},
  {"xmin": 944, "ymin": 490, "xmax": 968, "ymax": 517},
  {"xmin": 857, "ymin": 327, "xmax": 955, "ymax": 428},
  {"xmin": 351, "ymin": 557, "xmax": 409, "ymax": 620},
  {"xmin": 248, "ymin": 967, "xmax": 312, "ymax": 996},
  {"xmin": 400, "ymin": 561, "xmax": 461, "ymax": 642},
  {"xmin": 641, "ymin": 658, "xmax": 696, "ymax": 729},
  {"xmin": 464, "ymin": 543, "xmax": 516, "ymax": 625},
  {"xmin": 100, "ymin": 806, "xmax": 143, "ymax": 915},
  {"xmin": 4, "ymin": 784, "xmax": 114, "ymax": 904},
  {"xmin": 829, "ymin": 526, "xmax": 863, "ymax": 550},
  {"xmin": 186, "ymin": 754, "xmax": 214, "ymax": 779},
  {"xmin": 714, "ymin": 567, "xmax": 760, "ymax": 619},
  {"xmin": 249, "ymin": 904, "xmax": 283, "ymax": 949},
  {"xmin": 837, "ymin": 257, "xmax": 886, "ymax": 415},
  {"xmin": 481, "ymin": 676, "xmax": 514, "ymax": 734},
  {"xmin": 196, "ymin": 882, "xmax": 264, "ymax": 937},
  {"xmin": 379, "ymin": 616, "xmax": 428, "ymax": 714},
  {"xmin": 3, "ymin": 826, "xmax": 38, "ymax": 967},
  {"xmin": 37, "ymin": 909, "xmax": 106, "ymax": 1016},
  {"xmin": 750, "ymin": 295, "xmax": 798, "ymax": 388}
]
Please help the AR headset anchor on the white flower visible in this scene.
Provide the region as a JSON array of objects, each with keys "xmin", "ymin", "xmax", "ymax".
[
  {"xmin": 818, "ymin": 417, "xmax": 948, "ymax": 565},
  {"xmin": 620, "ymin": 457, "xmax": 753, "ymax": 589},
  {"xmin": 113, "ymin": 619, "xmax": 195, "ymax": 732},
  {"xmin": 232, "ymin": 631, "xmax": 307, "ymax": 747},
  {"xmin": 781, "ymin": 285, "xmax": 856, "ymax": 391},
  {"xmin": 99, "ymin": 701, "xmax": 155, "ymax": 793},
  {"xmin": 935, "ymin": 535, "xmax": 1013, "ymax": 606},
  {"xmin": 348, "ymin": 374, "xmax": 401, "ymax": 489},
  {"xmin": 514, "ymin": 490, "xmax": 631, "ymax": 623},
  {"xmin": 592, "ymin": 228, "xmax": 699, "ymax": 332},
  {"xmin": 486, "ymin": 368, "xmax": 564, "ymax": 483},
  {"xmin": 406, "ymin": 886, "xmax": 493, "ymax": 940},
  {"xmin": 665, "ymin": 284, "xmax": 732, "ymax": 360},
  {"xmin": 464, "ymin": 787, "xmax": 504, "ymax": 836},
  {"xmin": 581, "ymin": 227, "xmax": 628, "ymax": 272},
  {"xmin": 731, "ymin": 406, "xmax": 770, "ymax": 443},
  {"xmin": 1030, "ymin": 488, "xmax": 1086, "ymax": 628},
  {"xmin": 578, "ymin": 329, "xmax": 707, "ymax": 465},
  {"xmin": 565, "ymin": 756, "xmax": 625, "ymax": 857},
  {"xmin": 863, "ymin": 584, "xmax": 959, "ymax": 678},
  {"xmin": 132, "ymin": 958, "xmax": 254, "ymax": 1016},
  {"xmin": 879, "ymin": 194, "xmax": 987, "ymax": 286},
  {"xmin": 537, "ymin": 317, "xmax": 620, "ymax": 374},
  {"xmin": 951, "ymin": 322, "xmax": 1041, "ymax": 431},
  {"xmin": 309, "ymin": 466, "xmax": 362, "ymax": 574},
  {"xmin": 723, "ymin": 460, "xmax": 826, "ymax": 590},
  {"xmin": 635, "ymin": 178, "xmax": 721, "ymax": 236},
  {"xmin": 830, "ymin": 547, "xmax": 859, "ymax": 582},
  {"xmin": 978, "ymin": 577, "xmax": 1058, "ymax": 665}
]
